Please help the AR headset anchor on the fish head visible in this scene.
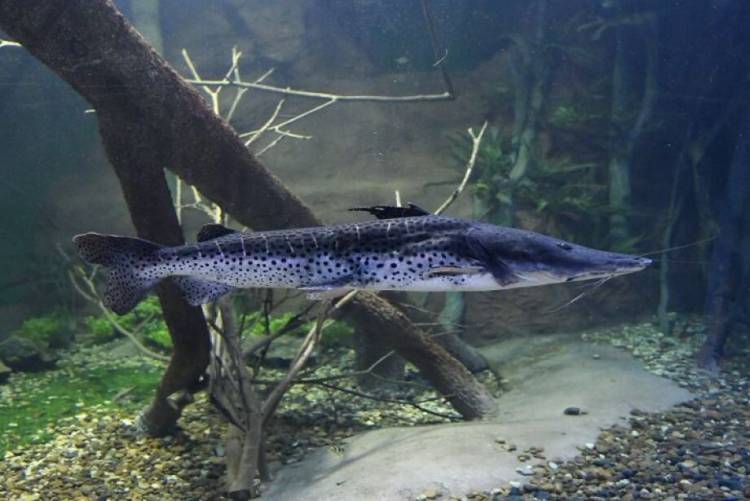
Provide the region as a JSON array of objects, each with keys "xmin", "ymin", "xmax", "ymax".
[{"xmin": 468, "ymin": 224, "xmax": 652, "ymax": 288}]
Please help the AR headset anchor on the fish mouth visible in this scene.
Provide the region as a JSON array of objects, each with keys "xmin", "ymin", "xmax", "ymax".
[
  {"xmin": 563, "ymin": 256, "xmax": 653, "ymax": 282},
  {"xmin": 614, "ymin": 256, "xmax": 653, "ymax": 271}
]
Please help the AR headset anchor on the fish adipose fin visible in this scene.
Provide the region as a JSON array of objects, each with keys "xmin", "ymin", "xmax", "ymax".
[
  {"xmin": 72, "ymin": 232, "xmax": 164, "ymax": 315},
  {"xmin": 172, "ymin": 277, "xmax": 236, "ymax": 306},
  {"xmin": 197, "ymin": 223, "xmax": 238, "ymax": 242},
  {"xmin": 349, "ymin": 203, "xmax": 430, "ymax": 220}
]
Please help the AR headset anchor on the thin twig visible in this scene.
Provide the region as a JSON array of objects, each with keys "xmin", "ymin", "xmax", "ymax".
[
  {"xmin": 434, "ymin": 121, "xmax": 488, "ymax": 215},
  {"xmin": 185, "ymin": 77, "xmax": 452, "ymax": 103},
  {"xmin": 256, "ymin": 134, "xmax": 286, "ymax": 157},
  {"xmin": 287, "ymin": 349, "xmax": 397, "ymax": 385},
  {"xmin": 260, "ymin": 303, "xmax": 328, "ymax": 424},
  {"xmin": 243, "ymin": 99, "xmax": 285, "ymax": 146},
  {"xmin": 224, "ymin": 47, "xmax": 248, "ymax": 123},
  {"xmin": 314, "ymin": 382, "xmax": 460, "ymax": 420},
  {"xmin": 243, "ymin": 302, "xmax": 317, "ymax": 359},
  {"xmin": 260, "ymin": 291, "xmax": 358, "ymax": 424},
  {"xmin": 420, "ymin": 0, "xmax": 454, "ymax": 96},
  {"xmin": 68, "ymin": 270, "xmax": 169, "ymax": 362}
]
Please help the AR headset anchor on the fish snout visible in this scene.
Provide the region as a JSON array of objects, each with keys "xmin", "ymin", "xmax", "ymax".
[{"xmin": 610, "ymin": 254, "xmax": 652, "ymax": 271}]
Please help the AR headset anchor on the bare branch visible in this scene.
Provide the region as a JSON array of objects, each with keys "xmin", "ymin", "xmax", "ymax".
[
  {"xmin": 242, "ymin": 302, "xmax": 317, "ymax": 359},
  {"xmin": 260, "ymin": 302, "xmax": 327, "ymax": 424},
  {"xmin": 68, "ymin": 269, "xmax": 170, "ymax": 362},
  {"xmin": 434, "ymin": 121, "xmax": 488, "ymax": 215},
  {"xmin": 185, "ymin": 76, "xmax": 452, "ymax": 103},
  {"xmin": 314, "ymin": 381, "xmax": 460, "ymax": 420},
  {"xmin": 242, "ymin": 99, "xmax": 285, "ymax": 146}
]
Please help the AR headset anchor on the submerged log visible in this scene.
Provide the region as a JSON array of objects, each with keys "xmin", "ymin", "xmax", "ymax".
[
  {"xmin": 345, "ymin": 293, "xmax": 497, "ymax": 418},
  {"xmin": 0, "ymin": 0, "xmax": 496, "ymax": 419}
]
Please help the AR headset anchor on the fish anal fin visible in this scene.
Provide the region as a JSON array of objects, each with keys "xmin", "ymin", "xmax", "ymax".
[
  {"xmin": 349, "ymin": 203, "xmax": 430, "ymax": 220},
  {"xmin": 197, "ymin": 224, "xmax": 238, "ymax": 242},
  {"xmin": 423, "ymin": 265, "xmax": 484, "ymax": 279},
  {"xmin": 173, "ymin": 277, "xmax": 235, "ymax": 305}
]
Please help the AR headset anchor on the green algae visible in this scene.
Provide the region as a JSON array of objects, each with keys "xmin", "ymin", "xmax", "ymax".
[{"xmin": 0, "ymin": 360, "xmax": 160, "ymax": 456}]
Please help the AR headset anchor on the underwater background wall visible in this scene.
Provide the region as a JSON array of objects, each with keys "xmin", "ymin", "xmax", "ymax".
[{"xmin": 3, "ymin": 0, "xmax": 748, "ymax": 342}]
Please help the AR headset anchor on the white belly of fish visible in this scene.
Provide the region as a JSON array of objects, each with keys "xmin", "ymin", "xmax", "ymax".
[{"xmin": 366, "ymin": 273, "xmax": 501, "ymax": 292}]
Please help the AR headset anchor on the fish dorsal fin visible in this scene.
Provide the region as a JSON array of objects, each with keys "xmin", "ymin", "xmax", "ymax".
[
  {"xmin": 197, "ymin": 223, "xmax": 238, "ymax": 242},
  {"xmin": 349, "ymin": 203, "xmax": 430, "ymax": 220}
]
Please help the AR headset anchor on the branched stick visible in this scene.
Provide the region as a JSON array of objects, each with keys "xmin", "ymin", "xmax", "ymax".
[
  {"xmin": 185, "ymin": 77, "xmax": 452, "ymax": 103},
  {"xmin": 260, "ymin": 291, "xmax": 358, "ymax": 424},
  {"xmin": 314, "ymin": 381, "xmax": 460, "ymax": 420},
  {"xmin": 182, "ymin": 49, "xmax": 223, "ymax": 114},
  {"xmin": 256, "ymin": 135, "xmax": 286, "ymax": 157},
  {"xmin": 242, "ymin": 302, "xmax": 317, "ymax": 359},
  {"xmin": 243, "ymin": 99, "xmax": 285, "ymax": 147},
  {"xmin": 224, "ymin": 47, "xmax": 248, "ymax": 123},
  {"xmin": 434, "ymin": 121, "xmax": 488, "ymax": 215},
  {"xmin": 260, "ymin": 303, "xmax": 327, "ymax": 424}
]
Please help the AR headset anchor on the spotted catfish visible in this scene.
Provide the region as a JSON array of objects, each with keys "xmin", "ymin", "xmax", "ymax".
[{"xmin": 72, "ymin": 204, "xmax": 651, "ymax": 315}]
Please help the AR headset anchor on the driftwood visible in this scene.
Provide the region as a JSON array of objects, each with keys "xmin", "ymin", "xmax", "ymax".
[
  {"xmin": 0, "ymin": 0, "xmax": 496, "ymax": 419},
  {"xmin": 207, "ymin": 298, "xmax": 264, "ymax": 498},
  {"xmin": 344, "ymin": 293, "xmax": 496, "ymax": 417},
  {"xmin": 698, "ymin": 105, "xmax": 750, "ymax": 369}
]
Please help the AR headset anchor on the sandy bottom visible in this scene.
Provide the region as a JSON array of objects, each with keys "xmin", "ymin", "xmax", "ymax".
[{"xmin": 263, "ymin": 335, "xmax": 692, "ymax": 500}]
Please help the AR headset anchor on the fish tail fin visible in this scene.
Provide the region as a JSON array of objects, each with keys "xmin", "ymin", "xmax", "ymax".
[{"xmin": 73, "ymin": 232, "xmax": 165, "ymax": 315}]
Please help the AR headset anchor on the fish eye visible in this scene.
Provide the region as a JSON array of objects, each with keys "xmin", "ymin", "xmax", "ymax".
[{"xmin": 556, "ymin": 242, "xmax": 573, "ymax": 251}]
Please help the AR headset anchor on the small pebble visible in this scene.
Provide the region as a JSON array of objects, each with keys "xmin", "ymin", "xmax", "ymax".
[{"xmin": 563, "ymin": 406, "xmax": 582, "ymax": 416}]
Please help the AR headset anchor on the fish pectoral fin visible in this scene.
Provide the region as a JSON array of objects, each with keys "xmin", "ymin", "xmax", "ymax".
[
  {"xmin": 423, "ymin": 265, "xmax": 485, "ymax": 278},
  {"xmin": 463, "ymin": 229, "xmax": 517, "ymax": 286},
  {"xmin": 300, "ymin": 286, "xmax": 354, "ymax": 301},
  {"xmin": 173, "ymin": 277, "xmax": 236, "ymax": 306}
]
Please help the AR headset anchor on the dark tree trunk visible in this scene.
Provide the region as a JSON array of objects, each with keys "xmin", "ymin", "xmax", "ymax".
[
  {"xmin": 97, "ymin": 111, "xmax": 212, "ymax": 436},
  {"xmin": 697, "ymin": 107, "xmax": 750, "ymax": 369},
  {"xmin": 0, "ymin": 0, "xmax": 496, "ymax": 419}
]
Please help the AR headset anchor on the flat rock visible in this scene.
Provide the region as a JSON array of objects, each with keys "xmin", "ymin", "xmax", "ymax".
[
  {"xmin": 0, "ymin": 335, "xmax": 57, "ymax": 372},
  {"xmin": 262, "ymin": 334, "xmax": 693, "ymax": 501},
  {"xmin": 0, "ymin": 358, "xmax": 11, "ymax": 383}
]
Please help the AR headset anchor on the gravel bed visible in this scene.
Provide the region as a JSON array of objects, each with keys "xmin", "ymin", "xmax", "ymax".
[
  {"xmin": 465, "ymin": 320, "xmax": 750, "ymax": 501},
  {"xmin": 2, "ymin": 320, "xmax": 748, "ymax": 500}
]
